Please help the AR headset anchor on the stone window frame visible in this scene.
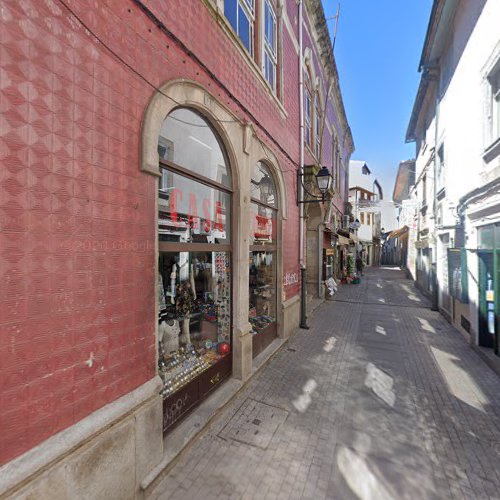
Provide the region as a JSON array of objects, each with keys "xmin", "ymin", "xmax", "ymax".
[
  {"xmin": 487, "ymin": 64, "xmax": 500, "ymax": 143},
  {"xmin": 141, "ymin": 79, "xmax": 289, "ymax": 381},
  {"xmin": 482, "ymin": 43, "xmax": 500, "ymax": 164}
]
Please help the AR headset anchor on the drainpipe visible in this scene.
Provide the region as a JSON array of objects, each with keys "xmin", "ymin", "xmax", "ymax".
[
  {"xmin": 298, "ymin": 0, "xmax": 309, "ymax": 328},
  {"xmin": 318, "ymin": 223, "xmax": 323, "ymax": 298}
]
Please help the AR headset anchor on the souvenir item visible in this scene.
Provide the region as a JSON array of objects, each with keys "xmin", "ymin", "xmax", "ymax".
[
  {"xmin": 218, "ymin": 342, "xmax": 230, "ymax": 355},
  {"xmin": 159, "ymin": 319, "xmax": 180, "ymax": 353},
  {"xmin": 176, "ymin": 281, "xmax": 195, "ymax": 344}
]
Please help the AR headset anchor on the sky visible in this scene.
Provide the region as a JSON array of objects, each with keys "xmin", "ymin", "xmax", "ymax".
[{"xmin": 322, "ymin": 0, "xmax": 433, "ymax": 200}]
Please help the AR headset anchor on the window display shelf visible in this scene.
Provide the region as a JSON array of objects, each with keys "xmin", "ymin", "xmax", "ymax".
[{"xmin": 159, "ymin": 346, "xmax": 228, "ymax": 398}]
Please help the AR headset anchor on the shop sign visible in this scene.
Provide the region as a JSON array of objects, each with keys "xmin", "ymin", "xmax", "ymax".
[{"xmin": 325, "ymin": 249, "xmax": 335, "ymax": 256}]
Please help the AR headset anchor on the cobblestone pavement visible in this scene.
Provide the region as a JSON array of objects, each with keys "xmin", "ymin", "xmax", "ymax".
[{"xmin": 151, "ymin": 267, "xmax": 500, "ymax": 500}]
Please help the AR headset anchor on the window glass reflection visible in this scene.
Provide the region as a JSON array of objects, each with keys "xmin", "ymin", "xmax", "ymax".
[
  {"xmin": 159, "ymin": 108, "xmax": 231, "ymax": 187},
  {"xmin": 251, "ymin": 162, "xmax": 277, "ymax": 207}
]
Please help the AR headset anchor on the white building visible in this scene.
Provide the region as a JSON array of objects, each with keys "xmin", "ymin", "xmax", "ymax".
[
  {"xmin": 349, "ymin": 161, "xmax": 383, "ymax": 265},
  {"xmin": 406, "ymin": 0, "xmax": 500, "ymax": 362}
]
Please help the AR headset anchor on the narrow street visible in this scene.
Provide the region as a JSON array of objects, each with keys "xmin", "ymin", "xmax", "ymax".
[{"xmin": 152, "ymin": 267, "xmax": 500, "ymax": 500}]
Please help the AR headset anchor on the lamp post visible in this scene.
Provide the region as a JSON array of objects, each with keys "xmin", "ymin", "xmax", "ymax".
[{"xmin": 297, "ymin": 165, "xmax": 334, "ymax": 328}]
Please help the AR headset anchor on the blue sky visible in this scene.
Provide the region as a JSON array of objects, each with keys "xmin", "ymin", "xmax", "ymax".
[{"xmin": 322, "ymin": 0, "xmax": 433, "ymax": 199}]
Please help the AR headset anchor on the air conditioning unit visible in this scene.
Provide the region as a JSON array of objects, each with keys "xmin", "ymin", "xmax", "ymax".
[{"xmin": 342, "ymin": 215, "xmax": 350, "ymax": 229}]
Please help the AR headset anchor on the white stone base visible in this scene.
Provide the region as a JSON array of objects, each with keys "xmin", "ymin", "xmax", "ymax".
[{"xmin": 0, "ymin": 377, "xmax": 163, "ymax": 500}]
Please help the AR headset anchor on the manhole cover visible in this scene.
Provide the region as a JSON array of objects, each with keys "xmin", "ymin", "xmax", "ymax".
[{"xmin": 219, "ymin": 399, "xmax": 288, "ymax": 449}]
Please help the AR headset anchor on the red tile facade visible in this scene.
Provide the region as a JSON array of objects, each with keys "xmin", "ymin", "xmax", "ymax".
[{"xmin": 0, "ymin": 0, "xmax": 352, "ymax": 465}]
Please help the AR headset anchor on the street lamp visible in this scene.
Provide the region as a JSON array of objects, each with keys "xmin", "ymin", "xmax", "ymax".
[
  {"xmin": 297, "ymin": 165, "xmax": 333, "ymax": 204},
  {"xmin": 316, "ymin": 166, "xmax": 332, "ymax": 195}
]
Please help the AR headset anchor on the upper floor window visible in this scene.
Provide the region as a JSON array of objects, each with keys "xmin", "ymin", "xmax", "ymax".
[
  {"xmin": 315, "ymin": 94, "xmax": 321, "ymax": 158},
  {"xmin": 332, "ymin": 134, "xmax": 337, "ymax": 189},
  {"xmin": 263, "ymin": 0, "xmax": 277, "ymax": 91},
  {"xmin": 304, "ymin": 71, "xmax": 313, "ymax": 149},
  {"xmin": 224, "ymin": 0, "xmax": 283, "ymax": 96},
  {"xmin": 488, "ymin": 64, "xmax": 500, "ymax": 142},
  {"xmin": 336, "ymin": 146, "xmax": 341, "ymax": 192},
  {"xmin": 437, "ymin": 144, "xmax": 445, "ymax": 188},
  {"xmin": 225, "ymin": 0, "xmax": 255, "ymax": 57}
]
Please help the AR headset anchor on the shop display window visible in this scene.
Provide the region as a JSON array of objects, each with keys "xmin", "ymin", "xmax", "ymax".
[
  {"xmin": 157, "ymin": 107, "xmax": 233, "ymax": 433},
  {"xmin": 158, "ymin": 251, "xmax": 231, "ymax": 398},
  {"xmin": 323, "ymin": 250, "xmax": 335, "ymax": 280},
  {"xmin": 249, "ymin": 250, "xmax": 276, "ymax": 334},
  {"xmin": 249, "ymin": 162, "xmax": 278, "ymax": 357}
]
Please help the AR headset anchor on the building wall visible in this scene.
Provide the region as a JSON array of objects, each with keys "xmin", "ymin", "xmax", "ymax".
[
  {"xmin": 409, "ymin": 0, "xmax": 500, "ymax": 336},
  {"xmin": 0, "ymin": 0, "xmax": 353, "ymax": 492}
]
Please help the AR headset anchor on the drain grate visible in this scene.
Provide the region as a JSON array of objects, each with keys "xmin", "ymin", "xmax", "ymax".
[{"xmin": 218, "ymin": 399, "xmax": 288, "ymax": 449}]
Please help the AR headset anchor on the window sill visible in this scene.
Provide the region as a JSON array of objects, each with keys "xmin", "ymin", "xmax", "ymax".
[
  {"xmin": 203, "ymin": 1, "xmax": 288, "ymax": 119},
  {"xmin": 483, "ymin": 137, "xmax": 500, "ymax": 164}
]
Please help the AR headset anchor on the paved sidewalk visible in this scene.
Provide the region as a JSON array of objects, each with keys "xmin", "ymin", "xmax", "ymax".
[{"xmin": 151, "ymin": 267, "xmax": 500, "ymax": 500}]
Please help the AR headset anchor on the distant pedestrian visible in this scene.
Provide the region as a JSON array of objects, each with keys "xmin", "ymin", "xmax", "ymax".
[{"xmin": 356, "ymin": 255, "xmax": 364, "ymax": 276}]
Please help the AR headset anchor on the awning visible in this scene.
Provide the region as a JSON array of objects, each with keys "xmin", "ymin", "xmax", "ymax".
[
  {"xmin": 338, "ymin": 235, "xmax": 351, "ymax": 246},
  {"xmin": 388, "ymin": 226, "xmax": 409, "ymax": 238}
]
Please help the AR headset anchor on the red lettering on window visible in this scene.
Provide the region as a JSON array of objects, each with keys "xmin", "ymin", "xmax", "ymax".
[
  {"xmin": 215, "ymin": 201, "xmax": 224, "ymax": 231},
  {"xmin": 188, "ymin": 193, "xmax": 199, "ymax": 229},
  {"xmin": 170, "ymin": 188, "xmax": 183, "ymax": 227},
  {"xmin": 202, "ymin": 199, "xmax": 212, "ymax": 232}
]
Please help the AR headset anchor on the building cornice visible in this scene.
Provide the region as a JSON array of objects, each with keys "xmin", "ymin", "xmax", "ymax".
[
  {"xmin": 406, "ymin": 0, "xmax": 459, "ymax": 142},
  {"xmin": 304, "ymin": 0, "xmax": 354, "ymax": 155}
]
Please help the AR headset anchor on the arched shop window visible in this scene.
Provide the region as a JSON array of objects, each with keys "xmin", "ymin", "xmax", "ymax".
[
  {"xmin": 249, "ymin": 162, "xmax": 278, "ymax": 358},
  {"xmin": 157, "ymin": 108, "xmax": 232, "ymax": 434}
]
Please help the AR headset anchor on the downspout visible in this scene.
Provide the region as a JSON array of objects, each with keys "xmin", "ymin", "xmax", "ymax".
[
  {"xmin": 298, "ymin": 0, "xmax": 308, "ymax": 328},
  {"xmin": 318, "ymin": 223, "xmax": 323, "ymax": 298}
]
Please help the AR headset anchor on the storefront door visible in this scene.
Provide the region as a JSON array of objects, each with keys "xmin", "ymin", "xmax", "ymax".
[{"xmin": 478, "ymin": 251, "xmax": 498, "ymax": 354}]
